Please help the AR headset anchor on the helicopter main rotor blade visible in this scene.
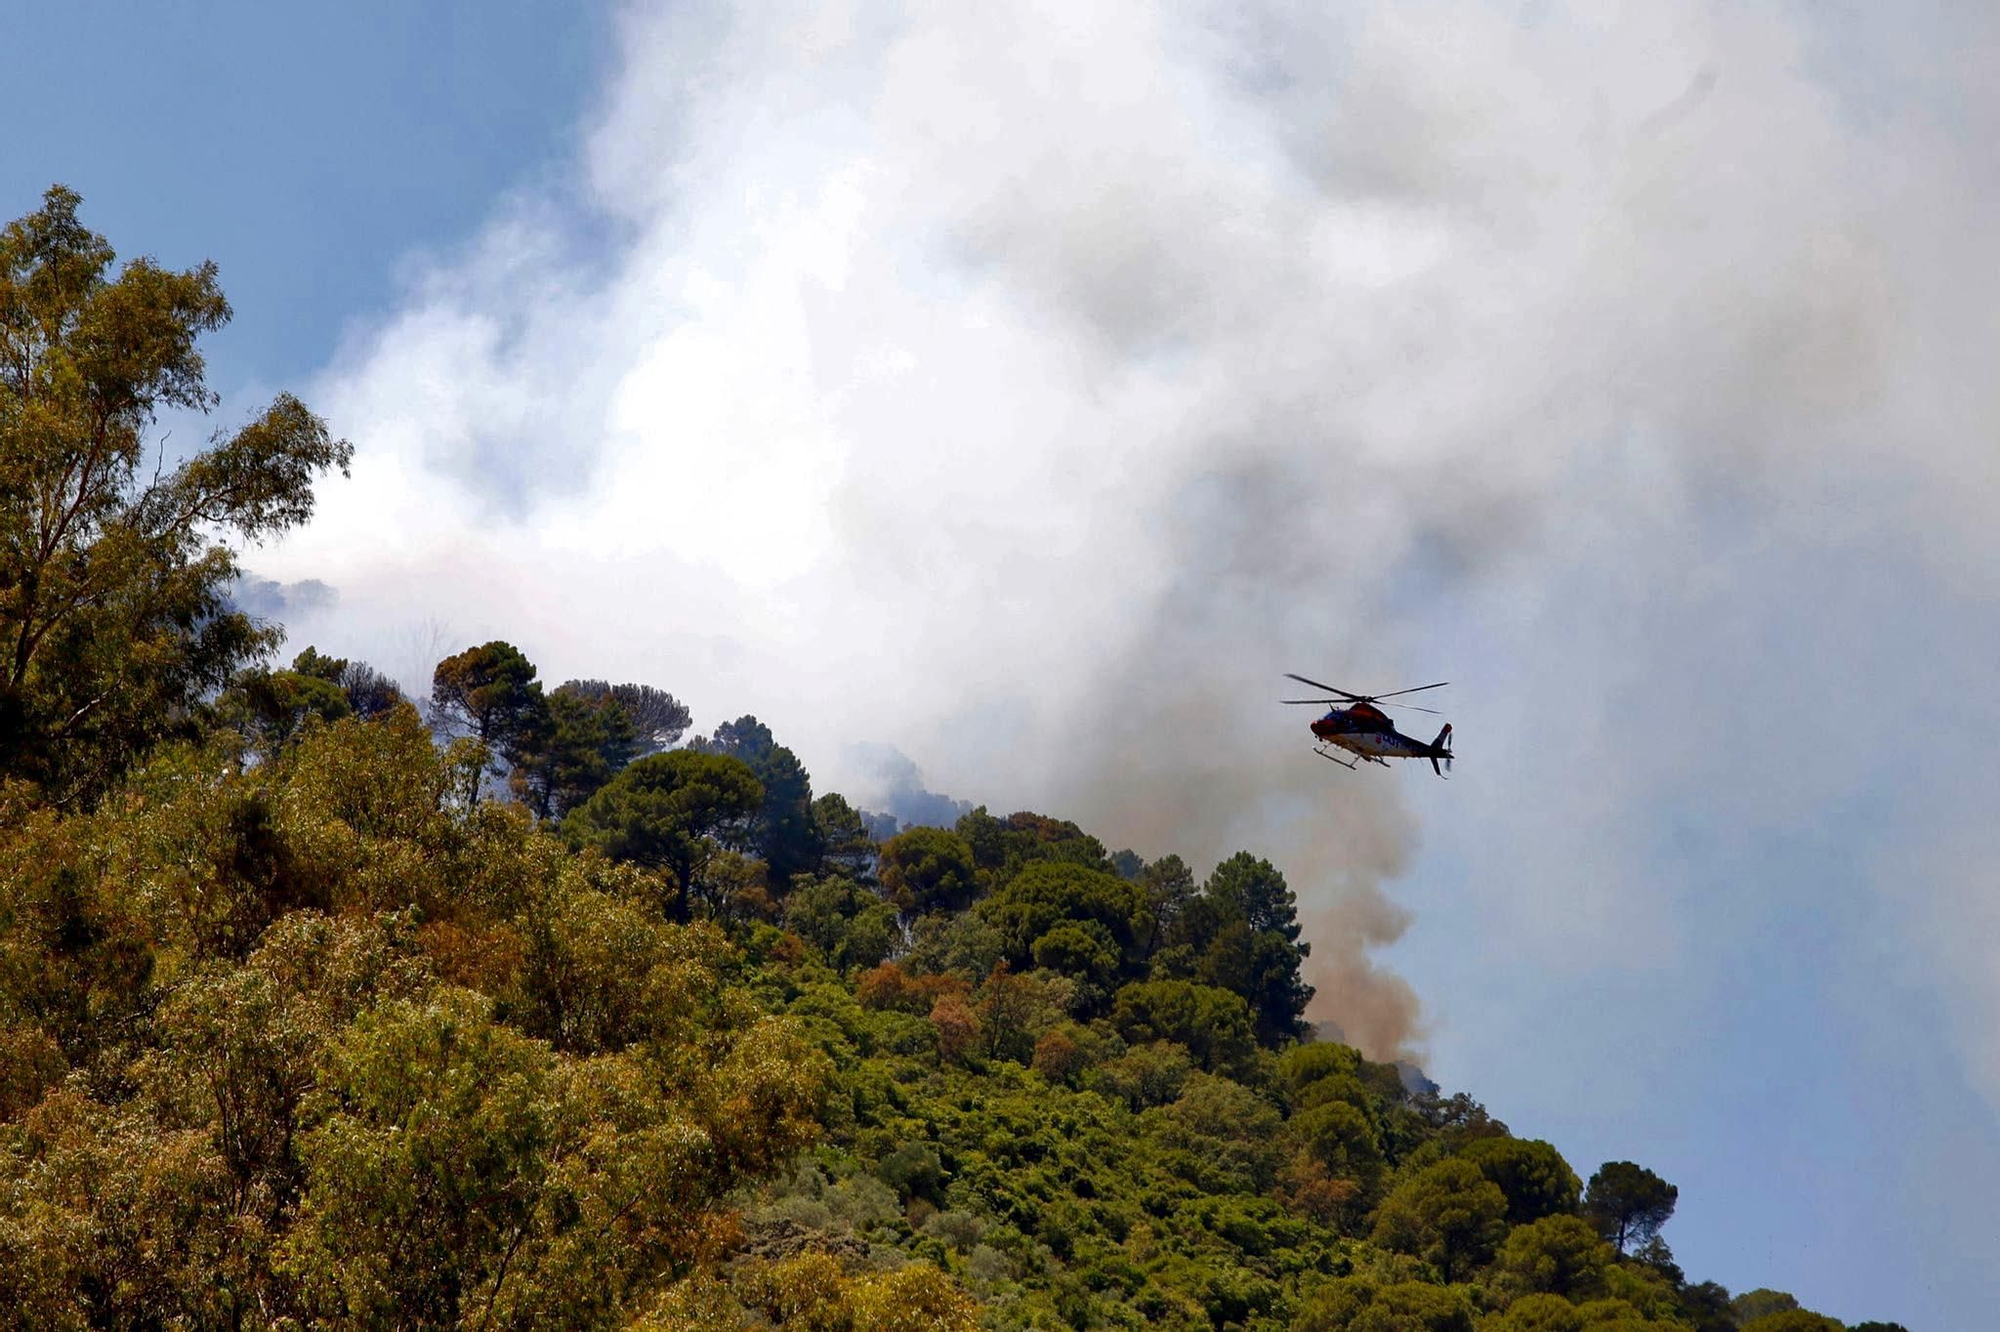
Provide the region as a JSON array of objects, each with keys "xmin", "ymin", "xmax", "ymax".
[
  {"xmin": 1370, "ymin": 681, "xmax": 1450, "ymax": 700},
  {"xmin": 1281, "ymin": 694, "xmax": 1442, "ymax": 713},
  {"xmin": 1284, "ymin": 673, "xmax": 1368, "ymax": 701}
]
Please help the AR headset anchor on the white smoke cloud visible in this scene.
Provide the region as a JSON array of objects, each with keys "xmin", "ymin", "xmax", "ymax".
[{"xmin": 258, "ymin": 4, "xmax": 1999, "ymax": 1313}]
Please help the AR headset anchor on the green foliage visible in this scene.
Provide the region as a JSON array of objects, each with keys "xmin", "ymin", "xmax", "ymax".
[
  {"xmin": 1031, "ymin": 918, "xmax": 1121, "ymax": 989},
  {"xmin": 1111, "ymin": 978, "xmax": 1258, "ymax": 1077},
  {"xmin": 1145, "ymin": 1073, "xmax": 1285, "ymax": 1193},
  {"xmin": 221, "ymin": 654, "xmax": 353, "ymax": 760},
  {"xmin": 1582, "ymin": 1161, "xmax": 1678, "ymax": 1255},
  {"xmin": 1460, "ymin": 1136, "xmax": 1582, "ymax": 1225},
  {"xmin": 812, "ymin": 791, "xmax": 878, "ymax": 880},
  {"xmin": 785, "ymin": 875, "xmax": 900, "ymax": 972},
  {"xmin": 0, "ymin": 186, "xmax": 350, "ymax": 806},
  {"xmin": 552, "ymin": 679, "xmax": 690, "ymax": 754},
  {"xmin": 1671, "ymin": 1280, "xmax": 1737, "ymax": 1332},
  {"xmin": 979, "ymin": 859, "xmax": 1150, "ymax": 989},
  {"xmin": 0, "ymin": 710, "xmax": 829, "ymax": 1326},
  {"xmin": 1731, "ymin": 1289, "xmax": 1801, "ymax": 1322},
  {"xmin": 1293, "ymin": 1098, "xmax": 1387, "ymax": 1199},
  {"xmin": 430, "ymin": 640, "xmax": 550, "ymax": 800},
  {"xmin": 278, "ymin": 987, "xmax": 559, "ymax": 1323},
  {"xmin": 690, "ymin": 715, "xmax": 823, "ymax": 888},
  {"xmin": 1138, "ymin": 853, "xmax": 1198, "ymax": 944},
  {"xmin": 1152, "ymin": 852, "xmax": 1316, "ymax": 1046},
  {"xmin": 1370, "ymin": 1158, "xmax": 1508, "ymax": 1282},
  {"xmin": 1491, "ymin": 1214, "xmax": 1613, "ymax": 1299},
  {"xmin": 563, "ymin": 749, "xmax": 762, "ymax": 920},
  {"xmin": 1739, "ymin": 1313, "xmax": 1845, "ymax": 1332},
  {"xmin": 517, "ymin": 686, "xmax": 635, "ymax": 818},
  {"xmin": 902, "ymin": 909, "xmax": 1006, "ymax": 980},
  {"xmin": 955, "ymin": 806, "xmax": 1115, "ymax": 879},
  {"xmin": 1291, "ymin": 1275, "xmax": 1476, "ymax": 1331},
  {"xmin": 0, "ymin": 696, "xmax": 1903, "ymax": 1332},
  {"xmin": 879, "ymin": 825, "xmax": 978, "ymax": 915},
  {"xmin": 1083, "ymin": 1039, "xmax": 1194, "ymax": 1109},
  {"xmin": 669, "ymin": 1252, "xmax": 978, "ymax": 1331},
  {"xmin": 1481, "ymin": 1293, "xmax": 1583, "ymax": 1332},
  {"xmin": 1598, "ymin": 1261, "xmax": 1683, "ymax": 1324}
]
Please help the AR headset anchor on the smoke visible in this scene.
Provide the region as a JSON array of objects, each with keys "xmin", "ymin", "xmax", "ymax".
[
  {"xmin": 258, "ymin": 1, "xmax": 2000, "ymax": 1090},
  {"xmin": 844, "ymin": 742, "xmax": 975, "ymax": 831},
  {"xmin": 231, "ymin": 575, "xmax": 338, "ymax": 624}
]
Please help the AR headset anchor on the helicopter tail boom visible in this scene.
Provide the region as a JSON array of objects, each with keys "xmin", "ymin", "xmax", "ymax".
[{"xmin": 1429, "ymin": 723, "xmax": 1453, "ymax": 777}]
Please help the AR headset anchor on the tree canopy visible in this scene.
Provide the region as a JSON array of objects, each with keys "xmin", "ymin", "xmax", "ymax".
[
  {"xmin": 563, "ymin": 748, "xmax": 763, "ymax": 919},
  {"xmin": 1584, "ymin": 1160, "xmax": 1679, "ymax": 1255},
  {"xmin": 0, "ymin": 186, "xmax": 350, "ymax": 805}
]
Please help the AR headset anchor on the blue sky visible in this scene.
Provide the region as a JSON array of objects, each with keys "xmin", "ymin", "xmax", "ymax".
[
  {"xmin": 10, "ymin": 4, "xmax": 1995, "ymax": 1327},
  {"xmin": 3, "ymin": 0, "xmax": 612, "ymax": 387}
]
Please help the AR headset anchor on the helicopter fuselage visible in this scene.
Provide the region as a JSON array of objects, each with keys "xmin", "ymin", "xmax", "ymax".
[
  {"xmin": 1308, "ymin": 705, "xmax": 1452, "ymax": 772},
  {"xmin": 1317, "ymin": 725, "xmax": 1435, "ymax": 759},
  {"xmin": 1311, "ymin": 707, "xmax": 1425, "ymax": 757}
]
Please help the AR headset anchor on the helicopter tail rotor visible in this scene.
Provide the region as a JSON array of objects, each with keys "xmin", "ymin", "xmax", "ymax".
[{"xmin": 1429, "ymin": 723, "xmax": 1453, "ymax": 777}]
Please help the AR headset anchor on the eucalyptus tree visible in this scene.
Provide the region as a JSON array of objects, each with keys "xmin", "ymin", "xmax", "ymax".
[{"xmin": 0, "ymin": 186, "xmax": 350, "ymax": 804}]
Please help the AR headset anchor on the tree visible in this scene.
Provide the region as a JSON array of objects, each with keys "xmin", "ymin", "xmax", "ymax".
[
  {"xmin": 1137, "ymin": 854, "xmax": 1197, "ymax": 946},
  {"xmin": 1370, "ymin": 1158, "xmax": 1508, "ymax": 1282},
  {"xmin": 812, "ymin": 792, "xmax": 877, "ymax": 880},
  {"xmin": 784, "ymin": 874, "xmax": 898, "ymax": 971},
  {"xmin": 1030, "ymin": 920, "xmax": 1120, "ymax": 990},
  {"xmin": 930, "ymin": 993, "xmax": 979, "ymax": 1062},
  {"xmin": 1160, "ymin": 853, "xmax": 1315, "ymax": 1046},
  {"xmin": 1109, "ymin": 979, "xmax": 1258, "ymax": 1077},
  {"xmin": 429, "ymin": 640, "xmax": 549, "ymax": 800},
  {"xmin": 336, "ymin": 659, "xmax": 404, "ymax": 718},
  {"xmin": 1460, "ymin": 1136, "xmax": 1582, "ymax": 1225},
  {"xmin": 975, "ymin": 960, "xmax": 1041, "ymax": 1063},
  {"xmin": 513, "ymin": 685, "xmax": 637, "ymax": 818},
  {"xmin": 1583, "ymin": 1160, "xmax": 1678, "ymax": 1255},
  {"xmin": 562, "ymin": 750, "xmax": 762, "ymax": 920},
  {"xmin": 1492, "ymin": 1214, "xmax": 1613, "ymax": 1299},
  {"xmin": 1207, "ymin": 850, "xmax": 1303, "ymax": 940},
  {"xmin": 552, "ymin": 678, "xmax": 690, "ymax": 754},
  {"xmin": 878, "ymin": 826, "xmax": 978, "ymax": 915},
  {"xmin": 691, "ymin": 715, "xmax": 822, "ymax": 888},
  {"xmin": 1292, "ymin": 1277, "xmax": 1476, "ymax": 1332},
  {"xmin": 977, "ymin": 860, "xmax": 1149, "ymax": 980},
  {"xmin": 1147, "ymin": 1073, "xmax": 1285, "ymax": 1194},
  {"xmin": 1673, "ymin": 1281, "xmax": 1738, "ymax": 1332},
  {"xmin": 952, "ymin": 806, "xmax": 1113, "ymax": 878},
  {"xmin": 1740, "ymin": 1314, "xmax": 1844, "ymax": 1332},
  {"xmin": 1410, "ymin": 1089, "xmax": 1510, "ymax": 1142},
  {"xmin": 723, "ymin": 1254, "xmax": 977, "ymax": 1332},
  {"xmin": 222, "ymin": 650, "xmax": 353, "ymax": 759},
  {"xmin": 220, "ymin": 644, "xmax": 406, "ymax": 757},
  {"xmin": 1291, "ymin": 1098, "xmax": 1385, "ymax": 1198},
  {"xmin": 0, "ymin": 186, "xmax": 351, "ymax": 805},
  {"xmin": 1480, "ymin": 1294, "xmax": 1584, "ymax": 1332},
  {"xmin": 1031, "ymin": 1028, "xmax": 1088, "ymax": 1083},
  {"xmin": 1730, "ymin": 1290, "xmax": 1800, "ymax": 1322}
]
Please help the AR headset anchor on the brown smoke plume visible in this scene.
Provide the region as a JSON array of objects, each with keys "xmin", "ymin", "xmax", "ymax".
[
  {"xmin": 1044, "ymin": 474, "xmax": 1435, "ymax": 1064},
  {"xmin": 1056, "ymin": 736, "xmax": 1428, "ymax": 1062}
]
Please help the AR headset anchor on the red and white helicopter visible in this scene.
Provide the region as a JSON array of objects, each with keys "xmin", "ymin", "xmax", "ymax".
[{"xmin": 1284, "ymin": 673, "xmax": 1454, "ymax": 775}]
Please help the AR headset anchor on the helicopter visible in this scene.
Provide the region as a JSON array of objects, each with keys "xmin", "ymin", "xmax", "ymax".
[{"xmin": 1283, "ymin": 673, "xmax": 1454, "ymax": 775}]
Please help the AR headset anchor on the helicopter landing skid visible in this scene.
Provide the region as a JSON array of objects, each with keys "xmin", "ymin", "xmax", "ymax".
[{"xmin": 1314, "ymin": 746, "xmax": 1359, "ymax": 770}]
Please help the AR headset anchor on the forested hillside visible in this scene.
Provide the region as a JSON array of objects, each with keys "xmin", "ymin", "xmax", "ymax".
[{"xmin": 0, "ymin": 190, "xmax": 1906, "ymax": 1329}]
